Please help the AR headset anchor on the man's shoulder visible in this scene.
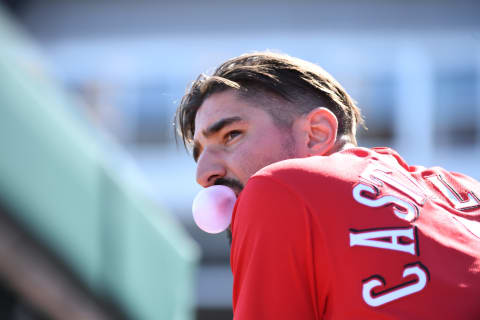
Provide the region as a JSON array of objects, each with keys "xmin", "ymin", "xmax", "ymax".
[{"xmin": 251, "ymin": 147, "xmax": 373, "ymax": 187}]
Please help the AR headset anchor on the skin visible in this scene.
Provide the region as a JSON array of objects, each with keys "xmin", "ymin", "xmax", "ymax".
[{"xmin": 193, "ymin": 89, "xmax": 342, "ymax": 194}]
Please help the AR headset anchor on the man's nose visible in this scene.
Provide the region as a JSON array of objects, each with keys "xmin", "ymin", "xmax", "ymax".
[{"xmin": 196, "ymin": 150, "xmax": 226, "ymax": 188}]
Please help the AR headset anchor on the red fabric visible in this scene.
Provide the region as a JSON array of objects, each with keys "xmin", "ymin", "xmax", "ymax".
[{"xmin": 230, "ymin": 147, "xmax": 480, "ymax": 319}]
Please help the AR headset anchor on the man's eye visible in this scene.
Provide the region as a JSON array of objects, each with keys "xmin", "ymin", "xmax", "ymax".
[{"xmin": 225, "ymin": 130, "xmax": 242, "ymax": 143}]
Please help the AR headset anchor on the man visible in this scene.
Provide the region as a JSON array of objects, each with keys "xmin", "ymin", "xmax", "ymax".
[{"xmin": 175, "ymin": 52, "xmax": 480, "ymax": 319}]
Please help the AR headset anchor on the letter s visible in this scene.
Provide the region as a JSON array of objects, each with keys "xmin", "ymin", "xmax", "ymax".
[{"xmin": 353, "ymin": 183, "xmax": 418, "ymax": 222}]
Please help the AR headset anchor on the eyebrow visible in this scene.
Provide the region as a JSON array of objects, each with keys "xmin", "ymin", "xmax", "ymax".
[{"xmin": 193, "ymin": 116, "xmax": 243, "ymax": 162}]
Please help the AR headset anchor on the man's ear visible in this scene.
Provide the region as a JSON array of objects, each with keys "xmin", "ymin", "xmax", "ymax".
[{"xmin": 305, "ymin": 107, "xmax": 338, "ymax": 156}]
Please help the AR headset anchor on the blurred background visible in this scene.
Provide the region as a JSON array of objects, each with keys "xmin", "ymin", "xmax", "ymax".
[{"xmin": 0, "ymin": 0, "xmax": 479, "ymax": 319}]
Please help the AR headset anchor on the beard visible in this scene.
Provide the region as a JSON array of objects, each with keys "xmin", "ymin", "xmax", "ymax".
[
  {"xmin": 213, "ymin": 177, "xmax": 243, "ymax": 246},
  {"xmin": 226, "ymin": 228, "xmax": 233, "ymax": 246},
  {"xmin": 217, "ymin": 130, "xmax": 297, "ymax": 246}
]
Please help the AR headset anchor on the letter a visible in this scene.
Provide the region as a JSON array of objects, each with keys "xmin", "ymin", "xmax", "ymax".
[{"xmin": 350, "ymin": 228, "xmax": 416, "ymax": 255}]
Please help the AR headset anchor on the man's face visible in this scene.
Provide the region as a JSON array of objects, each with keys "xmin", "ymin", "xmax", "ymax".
[{"xmin": 193, "ymin": 90, "xmax": 304, "ymax": 194}]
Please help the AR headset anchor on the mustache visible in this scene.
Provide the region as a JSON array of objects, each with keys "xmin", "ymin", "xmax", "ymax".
[{"xmin": 214, "ymin": 177, "xmax": 244, "ymax": 194}]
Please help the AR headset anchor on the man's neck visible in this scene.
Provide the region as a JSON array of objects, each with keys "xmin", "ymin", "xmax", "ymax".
[{"xmin": 327, "ymin": 136, "xmax": 356, "ymax": 155}]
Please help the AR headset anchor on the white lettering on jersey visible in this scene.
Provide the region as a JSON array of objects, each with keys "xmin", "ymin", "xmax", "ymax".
[
  {"xmin": 353, "ymin": 183, "xmax": 418, "ymax": 222},
  {"xmin": 453, "ymin": 215, "xmax": 480, "ymax": 239},
  {"xmin": 427, "ymin": 174, "xmax": 480, "ymax": 238},
  {"xmin": 362, "ymin": 263, "xmax": 429, "ymax": 307},
  {"xmin": 427, "ymin": 175, "xmax": 480, "ymax": 211},
  {"xmin": 360, "ymin": 164, "xmax": 427, "ymax": 206},
  {"xmin": 350, "ymin": 227, "xmax": 417, "ymax": 255}
]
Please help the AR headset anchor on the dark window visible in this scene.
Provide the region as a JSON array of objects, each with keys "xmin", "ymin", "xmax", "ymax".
[{"xmin": 434, "ymin": 68, "xmax": 478, "ymax": 147}]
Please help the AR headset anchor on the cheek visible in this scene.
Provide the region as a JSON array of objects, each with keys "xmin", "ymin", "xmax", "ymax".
[
  {"xmin": 229, "ymin": 147, "xmax": 260, "ymax": 183},
  {"xmin": 232, "ymin": 135, "xmax": 291, "ymax": 183}
]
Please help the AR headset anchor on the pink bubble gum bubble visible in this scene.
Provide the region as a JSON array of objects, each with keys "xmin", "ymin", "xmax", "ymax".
[{"xmin": 192, "ymin": 185, "xmax": 237, "ymax": 234}]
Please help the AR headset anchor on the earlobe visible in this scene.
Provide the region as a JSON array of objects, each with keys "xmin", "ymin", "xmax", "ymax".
[{"xmin": 306, "ymin": 108, "xmax": 338, "ymax": 156}]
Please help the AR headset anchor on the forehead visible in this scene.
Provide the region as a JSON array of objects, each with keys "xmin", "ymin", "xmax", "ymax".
[{"xmin": 194, "ymin": 91, "xmax": 261, "ymax": 136}]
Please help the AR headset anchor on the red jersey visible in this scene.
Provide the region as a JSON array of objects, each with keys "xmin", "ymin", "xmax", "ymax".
[{"xmin": 230, "ymin": 147, "xmax": 480, "ymax": 319}]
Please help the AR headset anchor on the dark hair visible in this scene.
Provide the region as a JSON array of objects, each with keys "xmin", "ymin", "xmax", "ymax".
[{"xmin": 175, "ymin": 51, "xmax": 364, "ymax": 150}]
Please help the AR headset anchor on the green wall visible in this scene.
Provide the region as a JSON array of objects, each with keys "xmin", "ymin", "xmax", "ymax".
[{"xmin": 0, "ymin": 7, "xmax": 199, "ymax": 320}]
